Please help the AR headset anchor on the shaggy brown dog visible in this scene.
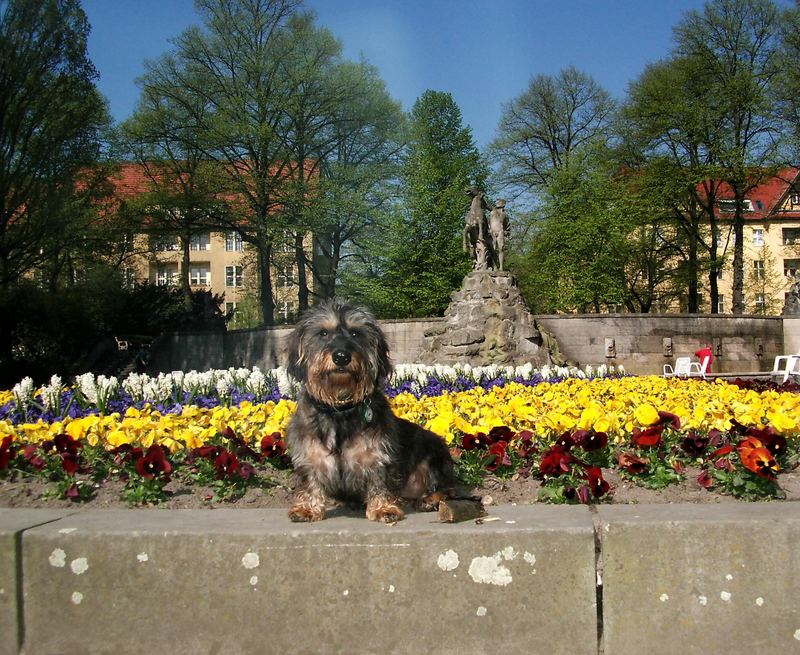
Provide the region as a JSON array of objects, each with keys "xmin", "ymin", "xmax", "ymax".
[{"xmin": 285, "ymin": 299, "xmax": 454, "ymax": 523}]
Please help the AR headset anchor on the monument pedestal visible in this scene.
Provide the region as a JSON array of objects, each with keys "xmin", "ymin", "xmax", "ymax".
[{"xmin": 420, "ymin": 270, "xmax": 563, "ymax": 367}]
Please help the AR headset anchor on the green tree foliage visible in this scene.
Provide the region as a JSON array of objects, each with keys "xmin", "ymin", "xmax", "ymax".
[
  {"xmin": 345, "ymin": 91, "xmax": 487, "ymax": 318},
  {"xmin": 0, "ymin": 0, "xmax": 109, "ymax": 285},
  {"xmin": 490, "ymin": 66, "xmax": 616, "ymax": 199},
  {"xmin": 672, "ymin": 0, "xmax": 783, "ymax": 314},
  {"xmin": 130, "ymin": 1, "xmax": 403, "ymax": 323}
]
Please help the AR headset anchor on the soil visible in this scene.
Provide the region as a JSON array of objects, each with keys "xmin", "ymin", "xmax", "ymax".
[{"xmin": 2, "ymin": 464, "xmax": 800, "ymax": 511}]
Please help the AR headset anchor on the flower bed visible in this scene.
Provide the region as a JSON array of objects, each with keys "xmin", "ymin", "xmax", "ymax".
[{"xmin": 1, "ymin": 365, "xmax": 799, "ymax": 505}]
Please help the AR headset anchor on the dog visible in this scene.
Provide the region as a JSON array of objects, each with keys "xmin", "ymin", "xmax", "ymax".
[{"xmin": 284, "ymin": 298, "xmax": 454, "ymax": 523}]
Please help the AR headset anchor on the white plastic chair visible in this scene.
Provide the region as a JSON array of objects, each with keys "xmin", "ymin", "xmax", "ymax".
[
  {"xmin": 663, "ymin": 357, "xmax": 692, "ymax": 378},
  {"xmin": 115, "ymin": 336, "xmax": 129, "ymax": 351},
  {"xmin": 664, "ymin": 356, "xmax": 707, "ymax": 379},
  {"xmin": 770, "ymin": 354, "xmax": 800, "ymax": 383}
]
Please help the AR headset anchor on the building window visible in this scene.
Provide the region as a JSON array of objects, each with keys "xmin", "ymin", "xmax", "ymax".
[
  {"xmin": 190, "ymin": 233, "xmax": 211, "ymax": 251},
  {"xmin": 225, "ymin": 231, "xmax": 243, "ymax": 252},
  {"xmin": 753, "ymin": 260, "xmax": 765, "ymax": 280},
  {"xmin": 277, "ymin": 265, "xmax": 294, "ymax": 288},
  {"xmin": 754, "ymin": 293, "xmax": 766, "ymax": 312},
  {"xmin": 189, "ymin": 265, "xmax": 210, "ymax": 286},
  {"xmin": 151, "ymin": 235, "xmax": 179, "ymax": 252},
  {"xmin": 277, "ymin": 300, "xmax": 295, "ymax": 322},
  {"xmin": 155, "ymin": 264, "xmax": 178, "ymax": 286},
  {"xmin": 225, "ymin": 302, "xmax": 237, "ymax": 317},
  {"xmin": 275, "ymin": 238, "xmax": 294, "ymax": 254},
  {"xmin": 792, "ymin": 193, "xmax": 800, "ymax": 205},
  {"xmin": 784, "ymin": 228, "xmax": 800, "ymax": 246},
  {"xmin": 785, "ymin": 259, "xmax": 800, "ymax": 277},
  {"xmin": 717, "ymin": 295, "xmax": 725, "ymax": 314},
  {"xmin": 717, "ymin": 199, "xmax": 753, "ymax": 213},
  {"xmin": 751, "ymin": 228, "xmax": 764, "ymax": 247},
  {"xmin": 121, "ymin": 266, "xmax": 136, "ymax": 289},
  {"xmin": 225, "ymin": 265, "xmax": 243, "ymax": 287}
]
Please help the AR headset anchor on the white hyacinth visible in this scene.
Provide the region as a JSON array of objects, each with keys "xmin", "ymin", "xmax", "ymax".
[{"xmin": 12, "ymin": 376, "xmax": 35, "ymax": 411}]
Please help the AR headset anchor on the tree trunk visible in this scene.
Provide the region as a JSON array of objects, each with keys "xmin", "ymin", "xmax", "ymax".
[
  {"xmin": 258, "ymin": 242, "xmax": 275, "ymax": 327},
  {"xmin": 294, "ymin": 232, "xmax": 309, "ymax": 312},
  {"xmin": 181, "ymin": 231, "xmax": 192, "ymax": 310},
  {"xmin": 731, "ymin": 196, "xmax": 746, "ymax": 315}
]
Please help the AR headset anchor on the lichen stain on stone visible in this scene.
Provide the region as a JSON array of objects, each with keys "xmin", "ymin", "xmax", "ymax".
[
  {"xmin": 241, "ymin": 552, "xmax": 260, "ymax": 569},
  {"xmin": 49, "ymin": 548, "xmax": 66, "ymax": 568},
  {"xmin": 468, "ymin": 555, "xmax": 512, "ymax": 586},
  {"xmin": 70, "ymin": 558, "xmax": 88, "ymax": 575},
  {"xmin": 137, "ymin": 552, "xmax": 149, "ymax": 563},
  {"xmin": 71, "ymin": 591, "xmax": 83, "ymax": 605},
  {"xmin": 437, "ymin": 549, "xmax": 460, "ymax": 572}
]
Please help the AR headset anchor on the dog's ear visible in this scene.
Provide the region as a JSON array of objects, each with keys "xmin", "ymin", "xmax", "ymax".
[
  {"xmin": 374, "ymin": 323, "xmax": 393, "ymax": 382},
  {"xmin": 285, "ymin": 322, "xmax": 307, "ymax": 382}
]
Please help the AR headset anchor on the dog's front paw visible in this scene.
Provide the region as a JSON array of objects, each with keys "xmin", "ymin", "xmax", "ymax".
[
  {"xmin": 288, "ymin": 505, "xmax": 325, "ymax": 522},
  {"xmin": 366, "ymin": 501, "xmax": 405, "ymax": 524}
]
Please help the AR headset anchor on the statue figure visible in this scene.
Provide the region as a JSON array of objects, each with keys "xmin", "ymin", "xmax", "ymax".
[
  {"xmin": 462, "ymin": 186, "xmax": 491, "ymax": 270},
  {"xmin": 784, "ymin": 272, "xmax": 800, "ymax": 316},
  {"xmin": 488, "ymin": 199, "xmax": 509, "ymax": 271}
]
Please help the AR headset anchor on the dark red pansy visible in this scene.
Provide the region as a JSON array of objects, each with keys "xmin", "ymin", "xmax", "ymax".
[
  {"xmin": 489, "ymin": 426, "xmax": 514, "ymax": 443},
  {"xmin": 539, "ymin": 445, "xmax": 573, "ymax": 476},
  {"xmin": 52, "ymin": 433, "xmax": 83, "ymax": 455},
  {"xmin": 680, "ymin": 433, "xmax": 709, "ymax": 457},
  {"xmin": 757, "ymin": 433, "xmax": 787, "ymax": 459},
  {"xmin": 581, "ymin": 431, "xmax": 608, "ymax": 452},
  {"xmin": 22, "ymin": 444, "xmax": 46, "ymax": 471},
  {"xmin": 0, "ymin": 436, "xmax": 16, "ymax": 470},
  {"xmin": 485, "ymin": 441, "xmax": 511, "ymax": 472},
  {"xmin": 707, "ymin": 429, "xmax": 724, "ymax": 447},
  {"xmin": 260, "ymin": 433, "xmax": 286, "ymax": 459},
  {"xmin": 577, "ymin": 485, "xmax": 591, "ymax": 504},
  {"xmin": 193, "ymin": 445, "xmax": 223, "ymax": 460},
  {"xmin": 632, "ymin": 425, "xmax": 662, "ymax": 448},
  {"xmin": 214, "ymin": 449, "xmax": 240, "ymax": 479},
  {"xmin": 658, "ymin": 411, "xmax": 681, "ymax": 430},
  {"xmin": 60, "ymin": 452, "xmax": 80, "ymax": 475},
  {"xmin": 517, "ymin": 430, "xmax": 534, "ymax": 444},
  {"xmin": 586, "ymin": 466, "xmax": 610, "ymax": 498},
  {"xmin": 555, "ymin": 431, "xmax": 576, "ymax": 450},
  {"xmin": 617, "ymin": 452, "xmax": 648, "ymax": 474},
  {"xmin": 697, "ymin": 470, "xmax": 714, "ymax": 488},
  {"xmin": 238, "ymin": 462, "xmax": 255, "ymax": 480},
  {"xmin": 710, "ymin": 444, "xmax": 734, "ymax": 459},
  {"xmin": 135, "ymin": 444, "xmax": 173, "ymax": 481}
]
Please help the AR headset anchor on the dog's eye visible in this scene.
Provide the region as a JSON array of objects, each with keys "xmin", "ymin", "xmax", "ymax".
[
  {"xmin": 319, "ymin": 329, "xmax": 328, "ymax": 337},
  {"xmin": 349, "ymin": 329, "xmax": 360, "ymax": 338}
]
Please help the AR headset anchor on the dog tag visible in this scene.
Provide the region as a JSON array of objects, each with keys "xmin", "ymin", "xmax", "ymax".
[{"xmin": 363, "ymin": 402, "xmax": 374, "ymax": 424}]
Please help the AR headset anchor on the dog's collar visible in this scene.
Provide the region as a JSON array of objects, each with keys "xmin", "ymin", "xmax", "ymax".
[{"xmin": 307, "ymin": 394, "xmax": 374, "ymax": 424}]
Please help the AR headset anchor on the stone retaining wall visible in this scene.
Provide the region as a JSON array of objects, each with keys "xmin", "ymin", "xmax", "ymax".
[
  {"xmin": 148, "ymin": 314, "xmax": 786, "ymax": 376},
  {"xmin": 2, "ymin": 505, "xmax": 800, "ymax": 655}
]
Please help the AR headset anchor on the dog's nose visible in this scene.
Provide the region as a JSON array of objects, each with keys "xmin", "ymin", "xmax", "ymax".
[{"xmin": 332, "ymin": 350, "xmax": 351, "ymax": 367}]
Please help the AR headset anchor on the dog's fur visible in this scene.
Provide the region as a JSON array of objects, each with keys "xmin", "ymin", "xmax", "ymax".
[{"xmin": 284, "ymin": 299, "xmax": 454, "ymax": 522}]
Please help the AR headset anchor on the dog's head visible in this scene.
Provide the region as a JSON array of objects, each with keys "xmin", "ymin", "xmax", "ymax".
[{"xmin": 286, "ymin": 299, "xmax": 392, "ymax": 407}]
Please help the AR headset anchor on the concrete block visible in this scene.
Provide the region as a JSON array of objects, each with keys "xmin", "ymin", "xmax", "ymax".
[
  {"xmin": 0, "ymin": 510, "xmax": 72, "ymax": 655},
  {"xmin": 21, "ymin": 506, "xmax": 597, "ymax": 655},
  {"xmin": 597, "ymin": 504, "xmax": 800, "ymax": 655}
]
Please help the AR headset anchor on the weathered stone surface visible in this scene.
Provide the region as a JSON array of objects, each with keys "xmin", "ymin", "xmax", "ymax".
[
  {"xmin": 0, "ymin": 510, "xmax": 71, "ymax": 655},
  {"xmin": 420, "ymin": 271, "xmax": 563, "ymax": 367},
  {"xmin": 20, "ymin": 507, "xmax": 597, "ymax": 655},
  {"xmin": 598, "ymin": 504, "xmax": 800, "ymax": 655}
]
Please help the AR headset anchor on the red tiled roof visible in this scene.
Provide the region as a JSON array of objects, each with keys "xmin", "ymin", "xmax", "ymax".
[{"xmin": 703, "ymin": 167, "xmax": 800, "ymax": 219}]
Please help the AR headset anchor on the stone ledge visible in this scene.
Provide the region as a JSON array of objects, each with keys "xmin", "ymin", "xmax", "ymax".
[{"xmin": 2, "ymin": 504, "xmax": 800, "ymax": 654}]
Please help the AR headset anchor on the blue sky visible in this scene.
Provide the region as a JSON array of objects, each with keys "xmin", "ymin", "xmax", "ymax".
[{"xmin": 82, "ymin": 0, "xmax": 790, "ymax": 149}]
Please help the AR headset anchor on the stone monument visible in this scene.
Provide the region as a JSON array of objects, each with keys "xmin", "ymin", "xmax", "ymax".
[
  {"xmin": 421, "ymin": 194, "xmax": 565, "ymax": 367},
  {"xmin": 784, "ymin": 273, "xmax": 800, "ymax": 316}
]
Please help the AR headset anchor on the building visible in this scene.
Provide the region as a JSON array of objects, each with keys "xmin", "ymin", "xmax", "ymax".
[
  {"xmin": 110, "ymin": 162, "xmax": 312, "ymax": 325},
  {"xmin": 712, "ymin": 167, "xmax": 800, "ymax": 314}
]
